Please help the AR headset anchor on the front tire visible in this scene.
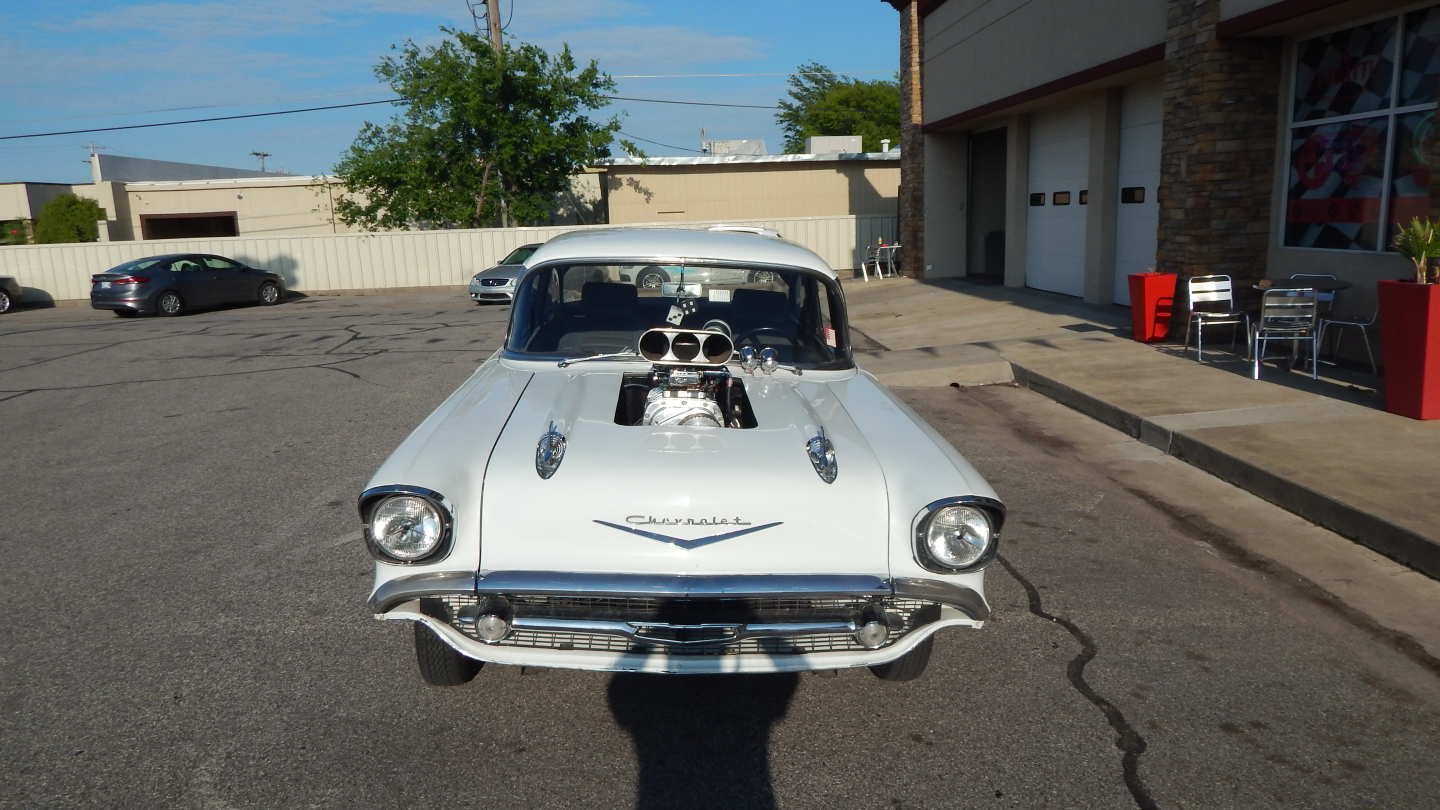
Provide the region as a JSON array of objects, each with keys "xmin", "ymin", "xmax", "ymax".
[
  {"xmin": 156, "ymin": 291, "xmax": 184, "ymax": 316},
  {"xmin": 869, "ymin": 636, "xmax": 934, "ymax": 682},
  {"xmin": 258, "ymin": 282, "xmax": 280, "ymax": 305},
  {"xmin": 0, "ymin": 290, "xmax": 11, "ymax": 314},
  {"xmin": 413, "ymin": 622, "xmax": 482, "ymax": 686},
  {"xmin": 637, "ymin": 267, "xmax": 669, "ymax": 289}
]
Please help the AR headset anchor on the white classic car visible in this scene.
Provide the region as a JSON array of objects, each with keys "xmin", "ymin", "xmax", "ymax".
[{"xmin": 361, "ymin": 227, "xmax": 1005, "ymax": 683}]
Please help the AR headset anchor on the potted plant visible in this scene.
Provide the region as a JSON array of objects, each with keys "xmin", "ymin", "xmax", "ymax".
[{"xmin": 1379, "ymin": 217, "xmax": 1440, "ymax": 419}]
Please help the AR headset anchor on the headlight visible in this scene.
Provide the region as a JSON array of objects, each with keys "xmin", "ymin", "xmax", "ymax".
[
  {"xmin": 914, "ymin": 499, "xmax": 1002, "ymax": 572},
  {"xmin": 362, "ymin": 489, "xmax": 452, "ymax": 563}
]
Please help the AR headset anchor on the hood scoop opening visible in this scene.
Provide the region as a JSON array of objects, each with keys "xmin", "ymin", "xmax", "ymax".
[{"xmin": 614, "ymin": 369, "xmax": 757, "ymax": 429}]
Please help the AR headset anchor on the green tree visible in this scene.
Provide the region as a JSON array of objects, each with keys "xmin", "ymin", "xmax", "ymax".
[
  {"xmin": 33, "ymin": 194, "xmax": 105, "ymax": 243},
  {"xmin": 334, "ymin": 28, "xmax": 625, "ymax": 230},
  {"xmin": 776, "ymin": 62, "xmax": 900, "ymax": 154}
]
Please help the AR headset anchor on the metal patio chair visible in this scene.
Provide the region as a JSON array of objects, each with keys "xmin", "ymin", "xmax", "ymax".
[
  {"xmin": 1182, "ymin": 274, "xmax": 1250, "ymax": 362},
  {"xmin": 1318, "ymin": 307, "xmax": 1378, "ymax": 375},
  {"xmin": 1289, "ymin": 273, "xmax": 1337, "ymax": 318},
  {"xmin": 1252, "ymin": 287, "xmax": 1319, "ymax": 381}
]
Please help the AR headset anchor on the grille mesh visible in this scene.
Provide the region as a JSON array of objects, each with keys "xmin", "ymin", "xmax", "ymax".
[{"xmin": 433, "ymin": 594, "xmax": 938, "ymax": 656}]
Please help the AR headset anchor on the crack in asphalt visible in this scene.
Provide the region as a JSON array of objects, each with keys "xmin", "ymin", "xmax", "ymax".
[{"xmin": 998, "ymin": 554, "xmax": 1159, "ymax": 810}]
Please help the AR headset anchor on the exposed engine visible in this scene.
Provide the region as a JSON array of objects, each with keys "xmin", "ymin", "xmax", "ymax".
[{"xmin": 615, "ymin": 328, "xmax": 757, "ymax": 429}]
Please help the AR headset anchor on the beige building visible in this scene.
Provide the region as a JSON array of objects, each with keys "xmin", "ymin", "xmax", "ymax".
[
  {"xmin": 600, "ymin": 153, "xmax": 900, "ymax": 224},
  {"xmin": 3, "ymin": 150, "xmax": 899, "ymax": 243}
]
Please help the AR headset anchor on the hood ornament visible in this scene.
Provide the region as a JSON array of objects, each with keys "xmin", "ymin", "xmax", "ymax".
[
  {"xmin": 806, "ymin": 429, "xmax": 838, "ymax": 484},
  {"xmin": 535, "ymin": 423, "xmax": 567, "ymax": 479}
]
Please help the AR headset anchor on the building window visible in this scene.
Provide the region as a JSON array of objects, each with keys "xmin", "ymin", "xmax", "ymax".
[
  {"xmin": 1285, "ymin": 6, "xmax": 1438, "ymax": 251},
  {"xmin": 1053, "ymin": 191, "xmax": 1071, "ymax": 205},
  {"xmin": 1029, "ymin": 193, "xmax": 1045, "ymax": 206}
]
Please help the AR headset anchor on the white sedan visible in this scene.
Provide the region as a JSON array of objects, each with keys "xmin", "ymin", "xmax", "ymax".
[{"xmin": 361, "ymin": 227, "xmax": 1005, "ymax": 683}]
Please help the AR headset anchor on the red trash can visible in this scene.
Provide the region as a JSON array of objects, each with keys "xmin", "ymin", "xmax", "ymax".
[{"xmin": 1128, "ymin": 272, "xmax": 1178, "ymax": 343}]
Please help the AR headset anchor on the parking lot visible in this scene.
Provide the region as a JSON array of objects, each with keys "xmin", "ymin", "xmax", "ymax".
[{"xmin": 3, "ymin": 291, "xmax": 1439, "ymax": 809}]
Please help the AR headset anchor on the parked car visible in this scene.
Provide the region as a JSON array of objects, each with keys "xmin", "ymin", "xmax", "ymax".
[
  {"xmin": 89, "ymin": 254, "xmax": 284, "ymax": 317},
  {"xmin": 361, "ymin": 227, "xmax": 1005, "ymax": 684},
  {"xmin": 468, "ymin": 243, "xmax": 541, "ymax": 304},
  {"xmin": 0, "ymin": 276, "xmax": 20, "ymax": 314}
]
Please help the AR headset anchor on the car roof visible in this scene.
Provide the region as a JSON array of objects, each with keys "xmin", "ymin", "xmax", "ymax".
[{"xmin": 524, "ymin": 227, "xmax": 836, "ymax": 279}]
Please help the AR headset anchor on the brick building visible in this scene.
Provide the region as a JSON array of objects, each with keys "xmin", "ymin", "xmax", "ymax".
[{"xmin": 884, "ymin": 0, "xmax": 1438, "ymax": 319}]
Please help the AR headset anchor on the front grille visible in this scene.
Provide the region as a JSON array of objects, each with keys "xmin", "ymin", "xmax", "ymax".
[
  {"xmin": 480, "ymin": 278, "xmax": 510, "ymax": 287},
  {"xmin": 429, "ymin": 594, "xmax": 939, "ymax": 656}
]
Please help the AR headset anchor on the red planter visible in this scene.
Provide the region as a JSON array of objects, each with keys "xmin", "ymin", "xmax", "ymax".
[
  {"xmin": 1128, "ymin": 272, "xmax": 1178, "ymax": 343},
  {"xmin": 1378, "ymin": 279, "xmax": 1440, "ymax": 420}
]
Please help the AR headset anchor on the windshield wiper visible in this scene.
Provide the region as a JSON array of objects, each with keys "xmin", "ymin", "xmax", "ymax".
[{"xmin": 557, "ymin": 349, "xmax": 641, "ymax": 368}]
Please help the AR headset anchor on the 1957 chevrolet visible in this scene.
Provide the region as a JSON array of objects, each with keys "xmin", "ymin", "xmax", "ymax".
[{"xmin": 361, "ymin": 226, "xmax": 1005, "ymax": 683}]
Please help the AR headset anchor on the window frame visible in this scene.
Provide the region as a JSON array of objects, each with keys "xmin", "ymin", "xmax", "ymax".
[{"xmin": 1281, "ymin": 3, "xmax": 1439, "ymax": 254}]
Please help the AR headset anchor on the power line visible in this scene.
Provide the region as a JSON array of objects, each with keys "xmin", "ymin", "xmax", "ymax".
[
  {"xmin": 0, "ymin": 94, "xmax": 778, "ymax": 141},
  {"xmin": 607, "ymin": 96, "xmax": 778, "ymax": 109},
  {"xmin": 617, "ymin": 131, "xmax": 704, "ymax": 154},
  {"xmin": 615, "ymin": 70, "xmax": 891, "ymax": 79},
  {"xmin": 0, "ymin": 99, "xmax": 403, "ymax": 141}
]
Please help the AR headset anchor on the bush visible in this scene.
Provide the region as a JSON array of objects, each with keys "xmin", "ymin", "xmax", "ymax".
[{"xmin": 33, "ymin": 194, "xmax": 105, "ymax": 244}]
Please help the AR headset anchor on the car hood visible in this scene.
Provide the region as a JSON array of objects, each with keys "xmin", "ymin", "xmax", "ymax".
[
  {"xmin": 479, "ymin": 367, "xmax": 890, "ymax": 576},
  {"xmin": 474, "ymin": 264, "xmax": 526, "ymax": 280}
]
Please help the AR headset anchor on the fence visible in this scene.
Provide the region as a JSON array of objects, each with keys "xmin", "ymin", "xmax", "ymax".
[{"xmin": 2, "ymin": 215, "xmax": 898, "ymax": 305}]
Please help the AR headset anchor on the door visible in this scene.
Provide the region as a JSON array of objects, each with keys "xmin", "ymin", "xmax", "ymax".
[
  {"xmin": 166, "ymin": 256, "xmax": 215, "ymax": 306},
  {"xmin": 967, "ymin": 127, "xmax": 1008, "ymax": 281},
  {"xmin": 1113, "ymin": 78, "xmax": 1163, "ymax": 305},
  {"xmin": 199, "ymin": 255, "xmax": 251, "ymax": 303},
  {"xmin": 1025, "ymin": 104, "xmax": 1089, "ymax": 296}
]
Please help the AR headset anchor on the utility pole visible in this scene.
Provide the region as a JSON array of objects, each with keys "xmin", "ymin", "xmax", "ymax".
[
  {"xmin": 484, "ymin": 0, "xmax": 503, "ymax": 52},
  {"xmin": 483, "ymin": 0, "xmax": 511, "ymax": 227},
  {"xmin": 250, "ymin": 151, "xmax": 271, "ymax": 172}
]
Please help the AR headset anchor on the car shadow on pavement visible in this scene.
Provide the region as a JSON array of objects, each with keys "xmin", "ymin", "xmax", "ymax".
[{"xmin": 607, "ymin": 671, "xmax": 798, "ymax": 810}]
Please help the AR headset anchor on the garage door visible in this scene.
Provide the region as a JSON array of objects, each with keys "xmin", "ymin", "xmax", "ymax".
[
  {"xmin": 1025, "ymin": 104, "xmax": 1089, "ymax": 297},
  {"xmin": 1113, "ymin": 78, "xmax": 1163, "ymax": 305}
]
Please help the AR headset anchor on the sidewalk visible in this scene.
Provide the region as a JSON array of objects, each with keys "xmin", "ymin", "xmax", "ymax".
[{"xmin": 844, "ymin": 276, "xmax": 1440, "ymax": 582}]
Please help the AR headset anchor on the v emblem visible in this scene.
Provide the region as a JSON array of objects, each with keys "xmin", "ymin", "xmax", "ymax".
[{"xmin": 593, "ymin": 520, "xmax": 783, "ymax": 550}]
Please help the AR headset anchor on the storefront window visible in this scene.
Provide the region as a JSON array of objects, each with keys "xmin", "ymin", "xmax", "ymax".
[{"xmin": 1285, "ymin": 6, "xmax": 1438, "ymax": 251}]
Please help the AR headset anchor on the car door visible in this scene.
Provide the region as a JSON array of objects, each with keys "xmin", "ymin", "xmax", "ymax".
[
  {"xmin": 199, "ymin": 255, "xmax": 250, "ymax": 303},
  {"xmin": 167, "ymin": 256, "xmax": 215, "ymax": 306}
]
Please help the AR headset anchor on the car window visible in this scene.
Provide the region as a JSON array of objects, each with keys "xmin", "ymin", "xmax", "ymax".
[
  {"xmin": 106, "ymin": 258, "xmax": 167, "ymax": 273},
  {"xmin": 507, "ymin": 263, "xmax": 850, "ymax": 368},
  {"xmin": 200, "ymin": 256, "xmax": 241, "ymax": 270},
  {"xmin": 169, "ymin": 258, "xmax": 203, "ymax": 273},
  {"xmin": 499, "ymin": 245, "xmax": 539, "ymax": 265}
]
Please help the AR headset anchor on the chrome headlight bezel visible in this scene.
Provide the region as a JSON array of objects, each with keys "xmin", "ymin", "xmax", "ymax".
[
  {"xmin": 912, "ymin": 496, "xmax": 1005, "ymax": 574},
  {"xmin": 359, "ymin": 485, "xmax": 454, "ymax": 565}
]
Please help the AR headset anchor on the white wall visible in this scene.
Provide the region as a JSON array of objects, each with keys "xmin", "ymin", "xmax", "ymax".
[
  {"xmin": 923, "ymin": 0, "xmax": 1167, "ymax": 124},
  {"xmin": 1, "ymin": 215, "xmax": 898, "ymax": 304}
]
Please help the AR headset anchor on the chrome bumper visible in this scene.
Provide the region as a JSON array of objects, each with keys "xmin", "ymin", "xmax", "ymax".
[{"xmin": 369, "ymin": 570, "xmax": 988, "ymax": 621}]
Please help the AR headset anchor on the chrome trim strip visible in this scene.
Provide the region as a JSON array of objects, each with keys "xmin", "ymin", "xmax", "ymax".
[
  {"xmin": 368, "ymin": 571, "xmax": 478, "ymax": 613},
  {"xmin": 891, "ymin": 577, "xmax": 991, "ymax": 621},
  {"xmin": 358, "ymin": 485, "xmax": 456, "ymax": 566},
  {"xmin": 371, "ymin": 570, "xmax": 988, "ymax": 621},
  {"xmin": 475, "ymin": 571, "xmax": 891, "ymax": 598},
  {"xmin": 912, "ymin": 495, "xmax": 1007, "ymax": 575},
  {"xmin": 510, "ymin": 617, "xmax": 859, "ymax": 646}
]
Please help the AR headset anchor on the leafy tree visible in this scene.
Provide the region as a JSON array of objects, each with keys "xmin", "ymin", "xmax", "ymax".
[
  {"xmin": 776, "ymin": 62, "xmax": 900, "ymax": 154},
  {"xmin": 334, "ymin": 28, "xmax": 625, "ymax": 230},
  {"xmin": 33, "ymin": 194, "xmax": 105, "ymax": 243}
]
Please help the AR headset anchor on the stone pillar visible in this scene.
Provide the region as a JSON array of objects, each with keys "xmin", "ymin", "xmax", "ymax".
[
  {"xmin": 1157, "ymin": 0, "xmax": 1282, "ymax": 287},
  {"xmin": 898, "ymin": 0, "xmax": 925, "ymax": 279}
]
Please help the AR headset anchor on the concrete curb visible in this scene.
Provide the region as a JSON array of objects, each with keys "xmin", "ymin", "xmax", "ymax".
[{"xmin": 1012, "ymin": 362, "xmax": 1440, "ymax": 581}]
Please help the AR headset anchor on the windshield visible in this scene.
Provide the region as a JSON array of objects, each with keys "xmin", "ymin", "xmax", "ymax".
[
  {"xmin": 506, "ymin": 263, "xmax": 850, "ymax": 368},
  {"xmin": 499, "ymin": 245, "xmax": 539, "ymax": 265}
]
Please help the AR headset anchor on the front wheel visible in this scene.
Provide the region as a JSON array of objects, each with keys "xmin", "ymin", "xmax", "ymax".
[
  {"xmin": 258, "ymin": 282, "xmax": 281, "ymax": 305},
  {"xmin": 0, "ymin": 290, "xmax": 11, "ymax": 314},
  {"xmin": 156, "ymin": 291, "xmax": 184, "ymax": 316},
  {"xmin": 636, "ymin": 267, "xmax": 669, "ymax": 289},
  {"xmin": 869, "ymin": 636, "xmax": 934, "ymax": 682},
  {"xmin": 413, "ymin": 622, "xmax": 483, "ymax": 686}
]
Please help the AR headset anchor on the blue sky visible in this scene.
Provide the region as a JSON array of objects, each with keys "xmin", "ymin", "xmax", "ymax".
[{"xmin": 0, "ymin": 0, "xmax": 901, "ymax": 183}]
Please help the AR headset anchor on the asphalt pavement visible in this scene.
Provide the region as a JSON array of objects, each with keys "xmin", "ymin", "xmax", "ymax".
[{"xmin": 1, "ymin": 291, "xmax": 1437, "ymax": 809}]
